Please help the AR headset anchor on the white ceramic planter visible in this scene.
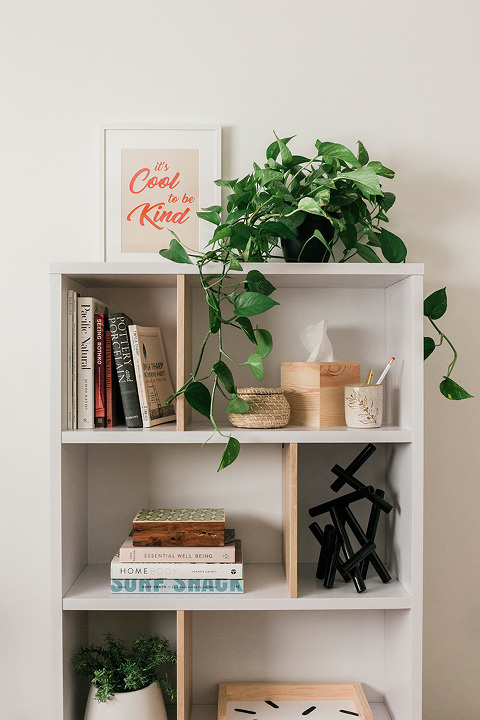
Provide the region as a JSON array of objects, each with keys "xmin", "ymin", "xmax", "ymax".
[{"xmin": 84, "ymin": 681, "xmax": 168, "ymax": 720}]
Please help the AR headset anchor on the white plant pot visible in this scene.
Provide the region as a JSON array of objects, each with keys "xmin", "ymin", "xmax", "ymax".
[{"xmin": 84, "ymin": 680, "xmax": 168, "ymax": 720}]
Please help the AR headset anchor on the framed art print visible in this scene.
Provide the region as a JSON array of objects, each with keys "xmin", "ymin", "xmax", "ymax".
[
  {"xmin": 102, "ymin": 124, "xmax": 221, "ymax": 261},
  {"xmin": 218, "ymin": 683, "xmax": 372, "ymax": 720}
]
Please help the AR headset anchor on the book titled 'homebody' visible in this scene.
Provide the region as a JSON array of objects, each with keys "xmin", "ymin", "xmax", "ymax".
[{"xmin": 111, "ymin": 578, "xmax": 244, "ymax": 593}]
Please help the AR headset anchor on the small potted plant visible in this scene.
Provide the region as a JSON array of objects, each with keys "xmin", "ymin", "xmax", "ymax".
[{"xmin": 74, "ymin": 632, "xmax": 176, "ymax": 720}]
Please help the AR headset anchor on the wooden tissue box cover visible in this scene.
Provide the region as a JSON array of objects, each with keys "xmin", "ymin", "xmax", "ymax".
[
  {"xmin": 281, "ymin": 362, "xmax": 361, "ymax": 427},
  {"xmin": 132, "ymin": 508, "xmax": 226, "ymax": 547}
]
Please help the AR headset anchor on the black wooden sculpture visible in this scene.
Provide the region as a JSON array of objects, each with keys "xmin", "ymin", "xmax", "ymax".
[{"xmin": 308, "ymin": 444, "xmax": 393, "ymax": 593}]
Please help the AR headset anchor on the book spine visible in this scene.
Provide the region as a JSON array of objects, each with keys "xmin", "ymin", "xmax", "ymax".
[
  {"xmin": 111, "ymin": 561, "xmax": 243, "ymax": 580},
  {"xmin": 128, "ymin": 325, "xmax": 149, "ymax": 425},
  {"xmin": 118, "ymin": 544, "xmax": 236, "ymax": 563},
  {"xmin": 94, "ymin": 313, "xmax": 106, "ymax": 428},
  {"xmin": 105, "ymin": 330, "xmax": 118, "ymax": 427},
  {"xmin": 77, "ymin": 298, "xmax": 94, "ymax": 428},
  {"xmin": 67, "ymin": 290, "xmax": 75, "ymax": 429},
  {"xmin": 72, "ymin": 291, "xmax": 78, "ymax": 429},
  {"xmin": 107, "ymin": 313, "xmax": 142, "ymax": 428},
  {"xmin": 110, "ymin": 578, "xmax": 244, "ymax": 593}
]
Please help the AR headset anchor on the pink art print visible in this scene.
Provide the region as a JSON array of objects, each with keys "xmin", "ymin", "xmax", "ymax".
[{"xmin": 121, "ymin": 148, "xmax": 199, "ymax": 253}]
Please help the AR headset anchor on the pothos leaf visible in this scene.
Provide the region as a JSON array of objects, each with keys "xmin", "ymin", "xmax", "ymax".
[
  {"xmin": 255, "ymin": 328, "xmax": 273, "ymax": 358},
  {"xmin": 357, "ymin": 140, "xmax": 369, "ymax": 166},
  {"xmin": 424, "ymin": 287, "xmax": 447, "ymax": 320},
  {"xmin": 355, "ymin": 243, "xmax": 382, "ymax": 263},
  {"xmin": 218, "ymin": 436, "xmax": 240, "ymax": 471},
  {"xmin": 213, "ymin": 361, "xmax": 235, "ymax": 395},
  {"xmin": 247, "ymin": 353, "xmax": 264, "ymax": 380},
  {"xmin": 159, "ymin": 236, "xmax": 193, "ymax": 264},
  {"xmin": 209, "ymin": 305, "xmax": 221, "ymax": 334},
  {"xmin": 226, "ymin": 394, "xmax": 250, "ymax": 414},
  {"xmin": 235, "ymin": 316, "xmax": 257, "ymax": 343},
  {"xmin": 424, "ymin": 337, "xmax": 436, "ymax": 360},
  {"xmin": 380, "ymin": 228, "xmax": 407, "ymax": 263},
  {"xmin": 184, "ymin": 382, "xmax": 211, "ymax": 418},
  {"xmin": 439, "ymin": 377, "xmax": 473, "ymax": 400},
  {"xmin": 234, "ymin": 291, "xmax": 279, "ymax": 317},
  {"xmin": 245, "ymin": 269, "xmax": 276, "ymax": 296}
]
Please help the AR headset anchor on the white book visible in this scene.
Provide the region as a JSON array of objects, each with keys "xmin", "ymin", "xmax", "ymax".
[
  {"xmin": 67, "ymin": 290, "xmax": 77, "ymax": 429},
  {"xmin": 118, "ymin": 533, "xmax": 236, "ymax": 562},
  {"xmin": 111, "ymin": 540, "xmax": 243, "ymax": 579},
  {"xmin": 77, "ymin": 296, "xmax": 108, "ymax": 428},
  {"xmin": 128, "ymin": 325, "xmax": 176, "ymax": 427}
]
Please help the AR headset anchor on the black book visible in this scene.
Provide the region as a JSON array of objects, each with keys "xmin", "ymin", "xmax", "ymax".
[{"xmin": 107, "ymin": 312, "xmax": 142, "ymax": 428}]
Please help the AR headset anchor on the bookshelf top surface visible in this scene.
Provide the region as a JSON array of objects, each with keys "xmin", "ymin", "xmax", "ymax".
[{"xmin": 50, "ymin": 261, "xmax": 424, "ymax": 289}]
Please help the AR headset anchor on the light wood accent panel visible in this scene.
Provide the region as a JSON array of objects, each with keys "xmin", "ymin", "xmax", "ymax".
[
  {"xmin": 176, "ymin": 610, "xmax": 193, "ymax": 720},
  {"xmin": 176, "ymin": 275, "xmax": 192, "ymax": 431},
  {"xmin": 282, "ymin": 443, "xmax": 298, "ymax": 598}
]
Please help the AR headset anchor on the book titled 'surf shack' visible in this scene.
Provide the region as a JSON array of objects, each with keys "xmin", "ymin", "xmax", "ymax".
[
  {"xmin": 111, "ymin": 578, "xmax": 244, "ymax": 593},
  {"xmin": 128, "ymin": 325, "xmax": 176, "ymax": 427},
  {"xmin": 108, "ymin": 312, "xmax": 142, "ymax": 428}
]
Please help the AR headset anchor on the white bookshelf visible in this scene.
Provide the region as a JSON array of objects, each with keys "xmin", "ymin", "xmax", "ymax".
[{"xmin": 50, "ymin": 262, "xmax": 424, "ymax": 720}]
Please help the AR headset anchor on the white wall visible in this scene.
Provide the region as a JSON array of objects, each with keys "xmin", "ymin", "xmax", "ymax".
[{"xmin": 1, "ymin": 1, "xmax": 479, "ymax": 717}]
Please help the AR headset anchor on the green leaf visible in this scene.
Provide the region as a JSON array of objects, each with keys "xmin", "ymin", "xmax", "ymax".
[
  {"xmin": 184, "ymin": 382, "xmax": 211, "ymax": 418},
  {"xmin": 229, "ymin": 257, "xmax": 243, "ymax": 272},
  {"xmin": 212, "ymin": 224, "xmax": 231, "ymax": 242},
  {"xmin": 424, "ymin": 337, "xmax": 435, "ymax": 360},
  {"xmin": 245, "ymin": 270, "xmax": 276, "ymax": 296},
  {"xmin": 297, "ymin": 197, "xmax": 325, "ymax": 215},
  {"xmin": 202, "ymin": 205, "xmax": 223, "ymax": 213},
  {"xmin": 259, "ymin": 221, "xmax": 297, "ymax": 243},
  {"xmin": 247, "ymin": 353, "xmax": 264, "ymax": 380},
  {"xmin": 214, "ymin": 178, "xmax": 237, "ymax": 189},
  {"xmin": 213, "ymin": 361, "xmax": 235, "ymax": 394},
  {"xmin": 255, "ymin": 328, "xmax": 273, "ymax": 358},
  {"xmin": 274, "ymin": 131, "xmax": 293, "ymax": 166},
  {"xmin": 235, "ymin": 316, "xmax": 256, "ymax": 343},
  {"xmin": 339, "ymin": 224, "xmax": 357, "ymax": 250},
  {"xmin": 380, "ymin": 228, "xmax": 407, "ymax": 263},
  {"xmin": 209, "ymin": 305, "xmax": 221, "ymax": 334},
  {"xmin": 234, "ymin": 291, "xmax": 279, "ymax": 317},
  {"xmin": 229, "ymin": 223, "xmax": 251, "ymax": 250},
  {"xmin": 266, "ymin": 135, "xmax": 294, "ymax": 162},
  {"xmin": 337, "ymin": 167, "xmax": 383, "ymax": 196},
  {"xmin": 255, "ymin": 167, "xmax": 283, "ymax": 186},
  {"xmin": 368, "ymin": 160, "xmax": 395, "ymax": 179},
  {"xmin": 217, "ymin": 436, "xmax": 240, "ymax": 471},
  {"xmin": 312, "ymin": 229, "xmax": 335, "ymax": 256},
  {"xmin": 424, "ymin": 287, "xmax": 447, "ymax": 320},
  {"xmin": 226, "ymin": 394, "xmax": 250, "ymax": 414},
  {"xmin": 159, "ymin": 236, "xmax": 193, "ymax": 264},
  {"xmin": 316, "ymin": 141, "xmax": 362, "ymax": 168},
  {"xmin": 439, "ymin": 376, "xmax": 473, "ymax": 400},
  {"xmin": 357, "ymin": 141, "xmax": 369, "ymax": 166},
  {"xmin": 197, "ymin": 210, "xmax": 221, "ymax": 226},
  {"xmin": 355, "ymin": 244, "xmax": 382, "ymax": 262},
  {"xmin": 379, "ymin": 192, "xmax": 396, "ymax": 212}
]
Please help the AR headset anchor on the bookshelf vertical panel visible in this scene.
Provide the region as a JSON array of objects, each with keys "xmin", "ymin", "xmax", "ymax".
[
  {"xmin": 282, "ymin": 443, "xmax": 298, "ymax": 598},
  {"xmin": 176, "ymin": 275, "xmax": 192, "ymax": 431},
  {"xmin": 176, "ymin": 610, "xmax": 193, "ymax": 720}
]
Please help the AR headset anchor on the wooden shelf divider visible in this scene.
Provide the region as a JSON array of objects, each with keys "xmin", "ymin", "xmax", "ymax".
[
  {"xmin": 282, "ymin": 443, "xmax": 298, "ymax": 598},
  {"xmin": 176, "ymin": 275, "xmax": 192, "ymax": 431},
  {"xmin": 176, "ymin": 610, "xmax": 193, "ymax": 720}
]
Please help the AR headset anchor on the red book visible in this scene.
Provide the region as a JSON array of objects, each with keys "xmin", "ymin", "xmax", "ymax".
[
  {"xmin": 105, "ymin": 328, "xmax": 119, "ymax": 427},
  {"xmin": 94, "ymin": 313, "xmax": 106, "ymax": 428}
]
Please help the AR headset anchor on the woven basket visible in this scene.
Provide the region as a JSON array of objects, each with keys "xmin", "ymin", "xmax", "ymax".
[{"xmin": 227, "ymin": 387, "xmax": 291, "ymax": 428}]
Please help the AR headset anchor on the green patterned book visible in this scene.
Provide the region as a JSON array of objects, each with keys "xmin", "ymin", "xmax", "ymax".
[{"xmin": 132, "ymin": 508, "xmax": 226, "ymax": 547}]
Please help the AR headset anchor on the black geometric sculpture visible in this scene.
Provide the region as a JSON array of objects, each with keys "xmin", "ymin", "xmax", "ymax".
[{"xmin": 308, "ymin": 444, "xmax": 393, "ymax": 593}]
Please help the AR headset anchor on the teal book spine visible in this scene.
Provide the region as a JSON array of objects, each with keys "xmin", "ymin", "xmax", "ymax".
[
  {"xmin": 107, "ymin": 313, "xmax": 142, "ymax": 428},
  {"xmin": 111, "ymin": 578, "xmax": 244, "ymax": 593}
]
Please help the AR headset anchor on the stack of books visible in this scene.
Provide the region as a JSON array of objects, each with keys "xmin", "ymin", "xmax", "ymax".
[
  {"xmin": 110, "ymin": 508, "xmax": 244, "ymax": 594},
  {"xmin": 67, "ymin": 290, "xmax": 176, "ymax": 430}
]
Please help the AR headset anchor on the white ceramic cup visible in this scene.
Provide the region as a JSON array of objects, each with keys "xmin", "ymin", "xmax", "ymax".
[{"xmin": 344, "ymin": 384, "xmax": 384, "ymax": 428}]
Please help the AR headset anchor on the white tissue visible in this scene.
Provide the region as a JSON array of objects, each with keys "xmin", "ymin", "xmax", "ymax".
[{"xmin": 301, "ymin": 320, "xmax": 334, "ymax": 363}]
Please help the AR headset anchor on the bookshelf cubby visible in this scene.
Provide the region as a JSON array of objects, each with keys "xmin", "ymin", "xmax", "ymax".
[{"xmin": 50, "ymin": 262, "xmax": 424, "ymax": 720}]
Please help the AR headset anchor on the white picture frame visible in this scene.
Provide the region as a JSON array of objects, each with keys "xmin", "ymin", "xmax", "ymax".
[{"xmin": 101, "ymin": 124, "xmax": 221, "ymax": 262}]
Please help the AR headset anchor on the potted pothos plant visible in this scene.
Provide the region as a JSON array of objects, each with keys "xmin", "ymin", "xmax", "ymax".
[
  {"xmin": 74, "ymin": 632, "xmax": 176, "ymax": 718},
  {"xmin": 160, "ymin": 134, "xmax": 472, "ymax": 470}
]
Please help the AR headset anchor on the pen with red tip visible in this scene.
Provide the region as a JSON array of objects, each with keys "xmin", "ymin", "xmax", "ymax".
[{"xmin": 376, "ymin": 357, "xmax": 395, "ymax": 385}]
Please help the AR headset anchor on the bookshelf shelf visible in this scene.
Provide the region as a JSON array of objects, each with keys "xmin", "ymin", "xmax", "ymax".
[
  {"xmin": 51, "ymin": 263, "xmax": 424, "ymax": 720},
  {"xmin": 63, "ymin": 563, "xmax": 412, "ymax": 612},
  {"xmin": 62, "ymin": 423, "xmax": 413, "ymax": 444}
]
